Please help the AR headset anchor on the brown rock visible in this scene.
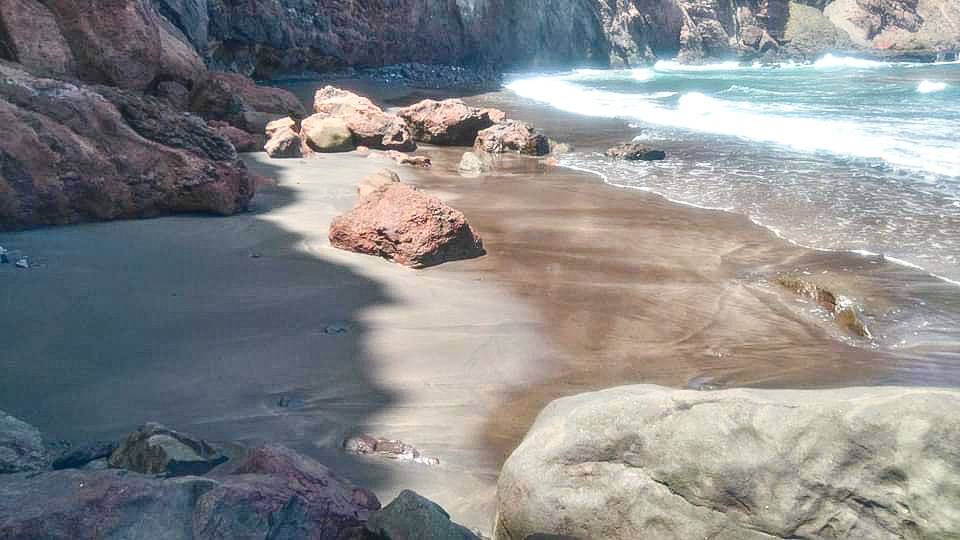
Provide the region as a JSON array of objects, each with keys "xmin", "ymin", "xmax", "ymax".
[
  {"xmin": 190, "ymin": 72, "xmax": 306, "ymax": 134},
  {"xmin": 313, "ymin": 86, "xmax": 415, "ymax": 151},
  {"xmin": 0, "ymin": 0, "xmax": 76, "ymax": 77},
  {"xmin": 208, "ymin": 121, "xmax": 258, "ymax": 152},
  {"xmin": 474, "ymin": 120, "xmax": 549, "ymax": 156},
  {"xmin": 329, "ymin": 183, "xmax": 484, "ymax": 268},
  {"xmin": 357, "ymin": 169, "xmax": 401, "ymax": 198},
  {"xmin": 385, "ymin": 150, "xmax": 432, "ymax": 168},
  {"xmin": 398, "ymin": 99, "xmax": 503, "ymax": 145},
  {"xmin": 0, "ymin": 62, "xmax": 253, "ymax": 230},
  {"xmin": 300, "ymin": 114, "xmax": 354, "ymax": 153},
  {"xmin": 264, "ymin": 126, "xmax": 303, "ymax": 158},
  {"xmin": 605, "ymin": 143, "xmax": 666, "ymax": 161}
]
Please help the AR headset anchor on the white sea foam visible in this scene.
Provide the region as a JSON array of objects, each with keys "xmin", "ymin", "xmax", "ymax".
[
  {"xmin": 813, "ymin": 54, "xmax": 889, "ymax": 69},
  {"xmin": 505, "ymin": 76, "xmax": 960, "ymax": 177},
  {"xmin": 917, "ymin": 80, "xmax": 948, "ymax": 93},
  {"xmin": 654, "ymin": 60, "xmax": 745, "ymax": 72}
]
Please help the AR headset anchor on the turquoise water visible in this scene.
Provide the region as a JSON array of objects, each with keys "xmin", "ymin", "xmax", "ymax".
[{"xmin": 507, "ymin": 55, "xmax": 960, "ymax": 282}]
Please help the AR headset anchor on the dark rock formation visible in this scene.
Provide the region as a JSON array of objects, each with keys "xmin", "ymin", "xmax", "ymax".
[
  {"xmin": 329, "ymin": 183, "xmax": 484, "ymax": 268},
  {"xmin": 108, "ymin": 422, "xmax": 228, "ymax": 477},
  {"xmin": 776, "ymin": 275, "xmax": 872, "ymax": 338},
  {"xmin": 0, "ymin": 411, "xmax": 47, "ymax": 474},
  {"xmin": 366, "ymin": 490, "xmax": 480, "ymax": 540},
  {"xmin": 474, "ymin": 121, "xmax": 550, "ymax": 156},
  {"xmin": 496, "ymin": 385, "xmax": 960, "ymax": 539},
  {"xmin": 313, "ymin": 86, "xmax": 416, "ymax": 151},
  {"xmin": 398, "ymin": 99, "xmax": 504, "ymax": 146},
  {"xmin": 301, "ymin": 115, "xmax": 355, "ymax": 153},
  {"xmin": 605, "ymin": 143, "xmax": 667, "ymax": 161},
  {"xmin": 189, "ymin": 71, "xmax": 306, "ymax": 134},
  {"xmin": 458, "ymin": 151, "xmax": 492, "ymax": 176},
  {"xmin": 51, "ymin": 441, "xmax": 118, "ymax": 471},
  {"xmin": 208, "ymin": 120, "xmax": 259, "ymax": 152},
  {"xmin": 0, "ymin": 62, "xmax": 254, "ymax": 230}
]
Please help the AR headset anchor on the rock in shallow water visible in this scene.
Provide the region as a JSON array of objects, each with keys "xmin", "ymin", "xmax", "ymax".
[
  {"xmin": 329, "ymin": 183, "xmax": 484, "ymax": 268},
  {"xmin": 496, "ymin": 385, "xmax": 960, "ymax": 540},
  {"xmin": 474, "ymin": 120, "xmax": 549, "ymax": 156}
]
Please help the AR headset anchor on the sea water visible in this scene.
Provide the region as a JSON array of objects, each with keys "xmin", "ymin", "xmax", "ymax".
[{"xmin": 506, "ymin": 55, "xmax": 960, "ymax": 284}]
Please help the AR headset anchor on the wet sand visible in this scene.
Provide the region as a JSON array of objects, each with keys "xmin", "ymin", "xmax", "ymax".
[{"xmin": 1, "ymin": 87, "xmax": 958, "ymax": 535}]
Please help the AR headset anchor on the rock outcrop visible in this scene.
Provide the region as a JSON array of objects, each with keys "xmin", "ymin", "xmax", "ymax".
[
  {"xmin": 189, "ymin": 71, "xmax": 305, "ymax": 134},
  {"xmin": 312, "ymin": 86, "xmax": 416, "ymax": 151},
  {"xmin": 208, "ymin": 120, "xmax": 259, "ymax": 152},
  {"xmin": 0, "ymin": 411, "xmax": 47, "ymax": 474},
  {"xmin": 301, "ymin": 115, "xmax": 355, "ymax": 153},
  {"xmin": 398, "ymin": 99, "xmax": 504, "ymax": 146},
  {"xmin": 0, "ymin": 62, "xmax": 254, "ymax": 230},
  {"xmin": 109, "ymin": 422, "xmax": 228, "ymax": 476},
  {"xmin": 458, "ymin": 151, "xmax": 492, "ymax": 176},
  {"xmin": 329, "ymin": 183, "xmax": 484, "ymax": 268},
  {"xmin": 605, "ymin": 143, "xmax": 667, "ymax": 161},
  {"xmin": 496, "ymin": 385, "xmax": 960, "ymax": 540},
  {"xmin": 474, "ymin": 121, "xmax": 550, "ymax": 156}
]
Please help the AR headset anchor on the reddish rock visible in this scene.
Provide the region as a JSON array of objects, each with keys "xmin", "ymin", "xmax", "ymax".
[
  {"xmin": 329, "ymin": 183, "xmax": 484, "ymax": 268},
  {"xmin": 313, "ymin": 86, "xmax": 416, "ymax": 151},
  {"xmin": 190, "ymin": 72, "xmax": 306, "ymax": 134},
  {"xmin": 385, "ymin": 151, "xmax": 432, "ymax": 168},
  {"xmin": 0, "ymin": 62, "xmax": 254, "ymax": 230},
  {"xmin": 264, "ymin": 126, "xmax": 303, "ymax": 158},
  {"xmin": 474, "ymin": 120, "xmax": 549, "ymax": 156},
  {"xmin": 398, "ymin": 99, "xmax": 504, "ymax": 145},
  {"xmin": 0, "ymin": 0, "xmax": 76, "ymax": 77},
  {"xmin": 209, "ymin": 121, "xmax": 259, "ymax": 152}
]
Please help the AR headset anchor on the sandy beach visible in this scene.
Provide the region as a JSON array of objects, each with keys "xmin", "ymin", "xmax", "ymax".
[{"xmin": 2, "ymin": 88, "xmax": 959, "ymax": 535}]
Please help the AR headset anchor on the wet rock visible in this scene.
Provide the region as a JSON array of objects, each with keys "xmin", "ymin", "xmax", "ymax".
[
  {"xmin": 605, "ymin": 143, "xmax": 666, "ymax": 161},
  {"xmin": 329, "ymin": 183, "xmax": 484, "ymax": 268},
  {"xmin": 313, "ymin": 86, "xmax": 416, "ymax": 151},
  {"xmin": 398, "ymin": 99, "xmax": 504, "ymax": 146},
  {"xmin": 264, "ymin": 126, "xmax": 304, "ymax": 158},
  {"xmin": 496, "ymin": 385, "xmax": 960, "ymax": 540},
  {"xmin": 190, "ymin": 72, "xmax": 306, "ymax": 134},
  {"xmin": 776, "ymin": 275, "xmax": 871, "ymax": 338},
  {"xmin": 385, "ymin": 151, "xmax": 432, "ymax": 168},
  {"xmin": 52, "ymin": 441, "xmax": 118, "ymax": 471},
  {"xmin": 458, "ymin": 151, "xmax": 491, "ymax": 176},
  {"xmin": 109, "ymin": 422, "xmax": 227, "ymax": 477},
  {"xmin": 474, "ymin": 120, "xmax": 549, "ymax": 156},
  {"xmin": 358, "ymin": 169, "xmax": 401, "ymax": 198},
  {"xmin": 343, "ymin": 435, "xmax": 439, "ymax": 466},
  {"xmin": 366, "ymin": 490, "xmax": 479, "ymax": 539},
  {"xmin": 208, "ymin": 120, "xmax": 259, "ymax": 152},
  {"xmin": 0, "ymin": 411, "xmax": 48, "ymax": 474},
  {"xmin": 301, "ymin": 115, "xmax": 355, "ymax": 153},
  {"xmin": 0, "ymin": 62, "xmax": 254, "ymax": 230}
]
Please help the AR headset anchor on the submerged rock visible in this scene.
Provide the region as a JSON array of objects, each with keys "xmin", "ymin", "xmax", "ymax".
[
  {"xmin": 366, "ymin": 490, "xmax": 480, "ymax": 540},
  {"xmin": 497, "ymin": 385, "xmax": 960, "ymax": 539},
  {"xmin": 51, "ymin": 441, "xmax": 118, "ymax": 471},
  {"xmin": 189, "ymin": 71, "xmax": 305, "ymax": 134},
  {"xmin": 329, "ymin": 183, "xmax": 484, "ymax": 268},
  {"xmin": 0, "ymin": 411, "xmax": 47, "ymax": 474},
  {"xmin": 605, "ymin": 143, "xmax": 666, "ymax": 161},
  {"xmin": 108, "ymin": 422, "xmax": 227, "ymax": 477},
  {"xmin": 776, "ymin": 275, "xmax": 871, "ymax": 338},
  {"xmin": 398, "ymin": 99, "xmax": 504, "ymax": 146},
  {"xmin": 474, "ymin": 120, "xmax": 549, "ymax": 156},
  {"xmin": 313, "ymin": 86, "xmax": 415, "ymax": 151},
  {"xmin": 208, "ymin": 120, "xmax": 259, "ymax": 152},
  {"xmin": 458, "ymin": 151, "xmax": 492, "ymax": 176},
  {"xmin": 357, "ymin": 169, "xmax": 401, "ymax": 198}
]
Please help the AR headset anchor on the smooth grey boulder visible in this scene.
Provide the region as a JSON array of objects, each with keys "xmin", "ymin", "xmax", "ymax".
[
  {"xmin": 366, "ymin": 490, "xmax": 480, "ymax": 540},
  {"xmin": 495, "ymin": 385, "xmax": 960, "ymax": 540},
  {"xmin": 109, "ymin": 422, "xmax": 227, "ymax": 476},
  {"xmin": 0, "ymin": 411, "xmax": 47, "ymax": 474}
]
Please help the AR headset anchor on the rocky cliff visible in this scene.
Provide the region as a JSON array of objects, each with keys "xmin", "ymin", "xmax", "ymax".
[{"xmin": 153, "ymin": 0, "xmax": 958, "ymax": 78}]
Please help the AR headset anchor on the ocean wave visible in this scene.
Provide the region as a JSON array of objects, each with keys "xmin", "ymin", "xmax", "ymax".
[
  {"xmin": 505, "ymin": 76, "xmax": 960, "ymax": 177},
  {"xmin": 813, "ymin": 54, "xmax": 889, "ymax": 69},
  {"xmin": 917, "ymin": 80, "xmax": 949, "ymax": 94},
  {"xmin": 653, "ymin": 60, "xmax": 747, "ymax": 72},
  {"xmin": 565, "ymin": 67, "xmax": 655, "ymax": 82}
]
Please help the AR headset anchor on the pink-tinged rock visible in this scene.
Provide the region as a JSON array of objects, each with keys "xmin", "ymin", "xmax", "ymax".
[
  {"xmin": 397, "ymin": 99, "xmax": 504, "ymax": 145},
  {"xmin": 313, "ymin": 86, "xmax": 415, "ymax": 151},
  {"xmin": 0, "ymin": 63, "xmax": 254, "ymax": 230},
  {"xmin": 385, "ymin": 151, "xmax": 432, "ymax": 168},
  {"xmin": 474, "ymin": 120, "xmax": 550, "ymax": 156},
  {"xmin": 264, "ymin": 126, "xmax": 303, "ymax": 158},
  {"xmin": 209, "ymin": 121, "xmax": 259, "ymax": 152},
  {"xmin": 357, "ymin": 169, "xmax": 401, "ymax": 198},
  {"xmin": 265, "ymin": 116, "xmax": 297, "ymax": 139},
  {"xmin": 329, "ymin": 183, "xmax": 484, "ymax": 268},
  {"xmin": 0, "ymin": 0, "xmax": 76, "ymax": 77},
  {"xmin": 190, "ymin": 72, "xmax": 306, "ymax": 134},
  {"xmin": 300, "ymin": 114, "xmax": 354, "ymax": 153}
]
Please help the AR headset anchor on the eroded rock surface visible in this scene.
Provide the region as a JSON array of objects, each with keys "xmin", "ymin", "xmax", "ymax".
[
  {"xmin": 109, "ymin": 422, "xmax": 227, "ymax": 476},
  {"xmin": 496, "ymin": 385, "xmax": 960, "ymax": 540},
  {"xmin": 474, "ymin": 121, "xmax": 549, "ymax": 156},
  {"xmin": 189, "ymin": 71, "xmax": 305, "ymax": 134},
  {"xmin": 313, "ymin": 86, "xmax": 416, "ymax": 151},
  {"xmin": 398, "ymin": 99, "xmax": 504, "ymax": 146},
  {"xmin": 0, "ymin": 411, "xmax": 47, "ymax": 474},
  {"xmin": 329, "ymin": 183, "xmax": 484, "ymax": 268}
]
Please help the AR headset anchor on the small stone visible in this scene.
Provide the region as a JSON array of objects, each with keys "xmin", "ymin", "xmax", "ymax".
[{"xmin": 15, "ymin": 257, "xmax": 28, "ymax": 269}]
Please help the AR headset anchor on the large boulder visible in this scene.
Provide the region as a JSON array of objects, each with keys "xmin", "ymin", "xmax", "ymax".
[
  {"xmin": 397, "ymin": 99, "xmax": 504, "ymax": 146},
  {"xmin": 109, "ymin": 422, "xmax": 228, "ymax": 476},
  {"xmin": 264, "ymin": 126, "xmax": 304, "ymax": 158},
  {"xmin": 496, "ymin": 385, "xmax": 960, "ymax": 540},
  {"xmin": 0, "ymin": 0, "xmax": 76, "ymax": 77},
  {"xmin": 189, "ymin": 72, "xmax": 306, "ymax": 134},
  {"xmin": 0, "ymin": 444, "xmax": 379, "ymax": 539},
  {"xmin": 474, "ymin": 120, "xmax": 549, "ymax": 156},
  {"xmin": 313, "ymin": 86, "xmax": 416, "ymax": 151},
  {"xmin": 329, "ymin": 183, "xmax": 484, "ymax": 268},
  {"xmin": 301, "ymin": 115, "xmax": 355, "ymax": 153},
  {"xmin": 0, "ymin": 62, "xmax": 254, "ymax": 230},
  {"xmin": 0, "ymin": 411, "xmax": 47, "ymax": 474},
  {"xmin": 208, "ymin": 120, "xmax": 259, "ymax": 152},
  {"xmin": 366, "ymin": 490, "xmax": 480, "ymax": 540}
]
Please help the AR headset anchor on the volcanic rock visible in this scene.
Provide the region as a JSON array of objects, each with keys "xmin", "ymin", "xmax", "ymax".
[
  {"xmin": 264, "ymin": 126, "xmax": 304, "ymax": 158},
  {"xmin": 301, "ymin": 115, "xmax": 355, "ymax": 153},
  {"xmin": 313, "ymin": 86, "xmax": 416, "ymax": 151},
  {"xmin": 605, "ymin": 143, "xmax": 666, "ymax": 161},
  {"xmin": 458, "ymin": 151, "xmax": 492, "ymax": 176},
  {"xmin": 474, "ymin": 120, "xmax": 549, "ymax": 156},
  {"xmin": 108, "ymin": 422, "xmax": 227, "ymax": 476},
  {"xmin": 190, "ymin": 71, "xmax": 306, "ymax": 134},
  {"xmin": 398, "ymin": 99, "xmax": 504, "ymax": 145},
  {"xmin": 208, "ymin": 120, "xmax": 259, "ymax": 152},
  {"xmin": 0, "ymin": 411, "xmax": 47, "ymax": 474}
]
